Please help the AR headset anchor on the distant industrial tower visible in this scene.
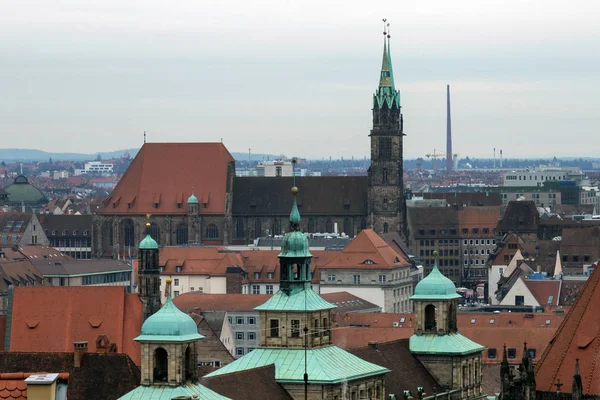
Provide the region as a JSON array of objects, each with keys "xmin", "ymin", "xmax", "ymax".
[{"xmin": 446, "ymin": 85, "xmax": 453, "ymax": 173}]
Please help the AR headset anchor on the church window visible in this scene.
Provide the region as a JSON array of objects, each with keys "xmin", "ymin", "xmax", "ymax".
[
  {"xmin": 254, "ymin": 219, "xmax": 262, "ymax": 237},
  {"xmin": 360, "ymin": 218, "xmax": 367, "ymax": 230},
  {"xmin": 382, "ymin": 168, "xmax": 388, "ymax": 183},
  {"xmin": 326, "ymin": 219, "xmax": 334, "ymax": 233},
  {"xmin": 383, "ymin": 223, "xmax": 389, "ymax": 234},
  {"xmin": 383, "ymin": 197, "xmax": 388, "ymax": 204},
  {"xmin": 153, "ymin": 347, "xmax": 168, "ymax": 382},
  {"xmin": 270, "ymin": 319, "xmax": 279, "ymax": 337},
  {"xmin": 123, "ymin": 220, "xmax": 135, "ymax": 247},
  {"xmin": 344, "ymin": 218, "xmax": 352, "ymax": 236},
  {"xmin": 235, "ymin": 220, "xmax": 244, "ymax": 238},
  {"xmin": 424, "ymin": 304, "xmax": 436, "ymax": 331},
  {"xmin": 206, "ymin": 224, "xmax": 219, "ymax": 239},
  {"xmin": 148, "ymin": 223, "xmax": 160, "ymax": 244},
  {"xmin": 176, "ymin": 224, "xmax": 188, "ymax": 245},
  {"xmin": 308, "ymin": 218, "xmax": 315, "ymax": 233},
  {"xmin": 291, "ymin": 320, "xmax": 300, "ymax": 338},
  {"xmin": 272, "ymin": 219, "xmax": 280, "ymax": 235},
  {"xmin": 378, "ymin": 137, "xmax": 392, "ymax": 160}
]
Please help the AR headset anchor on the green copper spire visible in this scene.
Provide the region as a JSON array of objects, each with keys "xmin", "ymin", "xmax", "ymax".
[
  {"xmin": 374, "ymin": 20, "xmax": 401, "ymax": 110},
  {"xmin": 411, "ymin": 251, "xmax": 461, "ymax": 300},
  {"xmin": 289, "ymin": 186, "xmax": 301, "ymax": 227}
]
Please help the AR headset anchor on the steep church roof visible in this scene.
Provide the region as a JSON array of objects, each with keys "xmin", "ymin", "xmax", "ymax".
[
  {"xmin": 100, "ymin": 142, "xmax": 233, "ymax": 215},
  {"xmin": 535, "ymin": 261, "xmax": 600, "ymax": 395}
]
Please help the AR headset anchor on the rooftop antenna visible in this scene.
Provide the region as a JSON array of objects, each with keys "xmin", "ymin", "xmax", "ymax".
[
  {"xmin": 143, "ymin": 131, "xmax": 146, "ymax": 144},
  {"xmin": 494, "ymin": 148, "xmax": 496, "ymax": 169},
  {"xmin": 248, "ymin": 148, "xmax": 251, "ymax": 164}
]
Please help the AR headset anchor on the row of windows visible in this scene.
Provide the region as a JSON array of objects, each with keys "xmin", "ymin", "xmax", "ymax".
[
  {"xmin": 236, "ymin": 218, "xmax": 369, "ymax": 237},
  {"xmin": 423, "ymin": 259, "xmax": 460, "ymax": 267},
  {"xmin": 253, "ymin": 272, "xmax": 275, "ymax": 280},
  {"xmin": 424, "ymin": 267, "xmax": 487, "ymax": 277},
  {"xmin": 505, "ymin": 174, "xmax": 565, "ymax": 181},
  {"xmin": 82, "ymin": 271, "xmax": 130, "ymax": 285},
  {"xmin": 269, "ymin": 318, "xmax": 330, "ymax": 339},
  {"xmin": 392, "ymin": 286, "xmax": 411, "ymax": 297},
  {"xmin": 418, "ymin": 228, "xmax": 494, "ymax": 237},
  {"xmin": 420, "ymin": 239, "xmax": 460, "ymax": 247},
  {"xmin": 120, "ymin": 221, "xmax": 219, "ymax": 247},
  {"xmin": 228, "ymin": 316, "xmax": 257, "ymax": 325},
  {"xmin": 464, "ymin": 249, "xmax": 491, "ymax": 256},
  {"xmin": 420, "ymin": 249, "xmax": 459, "ymax": 257},
  {"xmin": 234, "ymin": 331, "xmax": 257, "ymax": 341},
  {"xmin": 50, "ymin": 238, "xmax": 92, "ymax": 248},
  {"xmin": 48, "ymin": 229, "xmax": 90, "ymax": 236},
  {"xmin": 0, "ymin": 234, "xmax": 20, "ymax": 244},
  {"xmin": 251, "ymin": 285, "xmax": 274, "ymax": 294},
  {"xmin": 487, "ymin": 347, "xmax": 536, "ymax": 359}
]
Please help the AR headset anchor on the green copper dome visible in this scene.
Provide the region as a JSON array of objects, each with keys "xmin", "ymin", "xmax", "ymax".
[
  {"xmin": 187, "ymin": 193, "xmax": 199, "ymax": 204},
  {"xmin": 411, "ymin": 257, "xmax": 461, "ymax": 300},
  {"xmin": 278, "ymin": 186, "xmax": 312, "ymax": 258},
  {"xmin": 139, "ymin": 234, "xmax": 158, "ymax": 249},
  {"xmin": 4, "ymin": 175, "xmax": 47, "ymax": 206},
  {"xmin": 135, "ymin": 293, "xmax": 204, "ymax": 342}
]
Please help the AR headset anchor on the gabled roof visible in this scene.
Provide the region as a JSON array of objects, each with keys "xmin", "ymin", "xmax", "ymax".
[
  {"xmin": 37, "ymin": 214, "xmax": 92, "ymax": 235},
  {"xmin": 523, "ymin": 279, "xmax": 560, "ymax": 306},
  {"xmin": 536, "ymin": 262, "xmax": 600, "ymax": 394},
  {"xmin": 201, "ymin": 365, "xmax": 293, "ymax": 400},
  {"xmin": 100, "ymin": 143, "xmax": 234, "ymax": 215},
  {"xmin": 174, "ymin": 293, "xmax": 272, "ymax": 313},
  {"xmin": 349, "ymin": 340, "xmax": 440, "ymax": 396},
  {"xmin": 160, "ymin": 247, "xmax": 243, "ymax": 276},
  {"xmin": 232, "ymin": 176, "xmax": 368, "ymax": 216},
  {"xmin": 0, "ymin": 352, "xmax": 139, "ymax": 400},
  {"xmin": 8, "ymin": 286, "xmax": 142, "ymax": 365},
  {"xmin": 205, "ymin": 346, "xmax": 390, "ymax": 384},
  {"xmin": 0, "ymin": 260, "xmax": 45, "ymax": 292},
  {"xmin": 321, "ymin": 229, "xmax": 411, "ymax": 270},
  {"xmin": 498, "ymin": 200, "xmax": 539, "ymax": 234}
]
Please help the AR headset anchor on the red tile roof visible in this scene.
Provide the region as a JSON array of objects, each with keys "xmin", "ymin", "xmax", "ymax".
[
  {"xmin": 173, "ymin": 293, "xmax": 272, "ymax": 313},
  {"xmin": 523, "ymin": 279, "xmax": 561, "ymax": 306},
  {"xmin": 536, "ymin": 262, "xmax": 600, "ymax": 394},
  {"xmin": 0, "ymin": 372, "xmax": 70, "ymax": 400},
  {"xmin": 322, "ymin": 229, "xmax": 411, "ymax": 270},
  {"xmin": 100, "ymin": 143, "xmax": 234, "ymax": 215},
  {"xmin": 160, "ymin": 247, "xmax": 243, "ymax": 276},
  {"xmin": 9, "ymin": 286, "xmax": 142, "ymax": 365}
]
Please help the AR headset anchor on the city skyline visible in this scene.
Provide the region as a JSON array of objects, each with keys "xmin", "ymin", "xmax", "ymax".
[{"xmin": 2, "ymin": 0, "xmax": 599, "ymax": 158}]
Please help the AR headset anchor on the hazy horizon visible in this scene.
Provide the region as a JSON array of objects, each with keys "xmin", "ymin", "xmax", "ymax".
[{"xmin": 2, "ymin": 0, "xmax": 599, "ymax": 159}]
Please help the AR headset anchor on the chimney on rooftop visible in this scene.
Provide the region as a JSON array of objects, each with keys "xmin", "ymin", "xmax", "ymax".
[
  {"xmin": 25, "ymin": 373, "xmax": 59, "ymax": 400},
  {"xmin": 225, "ymin": 266, "xmax": 243, "ymax": 294},
  {"xmin": 73, "ymin": 341, "xmax": 88, "ymax": 368}
]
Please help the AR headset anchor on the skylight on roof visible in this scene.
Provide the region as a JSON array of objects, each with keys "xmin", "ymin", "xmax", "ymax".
[
  {"xmin": 3, "ymin": 221, "xmax": 13, "ymax": 231},
  {"xmin": 400, "ymin": 317, "xmax": 405, "ymax": 323},
  {"xmin": 13, "ymin": 221, "xmax": 24, "ymax": 231},
  {"xmin": 547, "ymin": 295, "xmax": 554, "ymax": 305},
  {"xmin": 471, "ymin": 318, "xmax": 476, "ymax": 324},
  {"xmin": 363, "ymin": 260, "xmax": 376, "ymax": 265},
  {"xmin": 489, "ymin": 319, "xmax": 495, "ymax": 324},
  {"xmin": 546, "ymin": 319, "xmax": 551, "ymax": 325}
]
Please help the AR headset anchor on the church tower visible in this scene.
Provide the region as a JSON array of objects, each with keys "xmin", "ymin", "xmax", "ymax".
[
  {"xmin": 368, "ymin": 21, "xmax": 405, "ymax": 236},
  {"xmin": 138, "ymin": 221, "xmax": 161, "ymax": 322}
]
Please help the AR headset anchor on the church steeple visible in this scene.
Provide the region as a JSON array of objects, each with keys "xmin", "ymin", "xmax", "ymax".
[{"xmin": 368, "ymin": 19, "xmax": 405, "ymax": 237}]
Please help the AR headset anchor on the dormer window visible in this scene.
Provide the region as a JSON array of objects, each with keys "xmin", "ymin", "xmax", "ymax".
[
  {"xmin": 175, "ymin": 266, "xmax": 182, "ymax": 273},
  {"xmin": 363, "ymin": 260, "xmax": 375, "ymax": 265}
]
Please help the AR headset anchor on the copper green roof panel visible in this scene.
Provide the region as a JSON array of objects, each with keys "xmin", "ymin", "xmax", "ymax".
[
  {"xmin": 411, "ymin": 261, "xmax": 461, "ymax": 300},
  {"xmin": 205, "ymin": 346, "xmax": 389, "ymax": 384},
  {"xmin": 139, "ymin": 234, "xmax": 159, "ymax": 249},
  {"xmin": 187, "ymin": 193, "xmax": 199, "ymax": 204},
  {"xmin": 4, "ymin": 176, "xmax": 47, "ymax": 205},
  {"xmin": 254, "ymin": 286, "xmax": 336, "ymax": 312},
  {"xmin": 118, "ymin": 383, "xmax": 230, "ymax": 399},
  {"xmin": 135, "ymin": 294, "xmax": 204, "ymax": 342},
  {"xmin": 409, "ymin": 333, "xmax": 485, "ymax": 355}
]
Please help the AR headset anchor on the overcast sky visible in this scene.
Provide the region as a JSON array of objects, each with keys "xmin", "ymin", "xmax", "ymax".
[{"xmin": 1, "ymin": 0, "xmax": 599, "ymax": 159}]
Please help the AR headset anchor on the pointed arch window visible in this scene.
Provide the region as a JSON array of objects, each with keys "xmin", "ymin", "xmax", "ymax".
[
  {"xmin": 176, "ymin": 224, "xmax": 188, "ymax": 245},
  {"xmin": 206, "ymin": 224, "xmax": 219, "ymax": 239},
  {"xmin": 148, "ymin": 223, "xmax": 160, "ymax": 244},
  {"xmin": 360, "ymin": 218, "xmax": 367, "ymax": 231},
  {"xmin": 272, "ymin": 219, "xmax": 280, "ymax": 235},
  {"xmin": 325, "ymin": 218, "xmax": 334, "ymax": 233},
  {"xmin": 308, "ymin": 218, "xmax": 315, "ymax": 233},
  {"xmin": 382, "ymin": 168, "xmax": 388, "ymax": 183},
  {"xmin": 122, "ymin": 220, "xmax": 135, "ymax": 247},
  {"xmin": 235, "ymin": 220, "xmax": 244, "ymax": 238},
  {"xmin": 383, "ymin": 222, "xmax": 389, "ymax": 234},
  {"xmin": 378, "ymin": 137, "xmax": 392, "ymax": 160},
  {"xmin": 344, "ymin": 218, "xmax": 352, "ymax": 236},
  {"xmin": 254, "ymin": 219, "xmax": 262, "ymax": 238}
]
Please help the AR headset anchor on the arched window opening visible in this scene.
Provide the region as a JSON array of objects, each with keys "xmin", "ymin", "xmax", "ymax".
[
  {"xmin": 383, "ymin": 222, "xmax": 389, "ymax": 234},
  {"xmin": 235, "ymin": 220, "xmax": 244, "ymax": 238},
  {"xmin": 344, "ymin": 218, "xmax": 352, "ymax": 237},
  {"xmin": 184, "ymin": 345, "xmax": 192, "ymax": 381},
  {"xmin": 254, "ymin": 219, "xmax": 262, "ymax": 238},
  {"xmin": 293, "ymin": 264, "xmax": 300, "ymax": 280},
  {"xmin": 382, "ymin": 168, "xmax": 388, "ymax": 183},
  {"xmin": 308, "ymin": 218, "xmax": 315, "ymax": 233},
  {"xmin": 448, "ymin": 303, "xmax": 457, "ymax": 332},
  {"xmin": 154, "ymin": 347, "xmax": 168, "ymax": 383},
  {"xmin": 325, "ymin": 219, "xmax": 334, "ymax": 233},
  {"xmin": 281, "ymin": 263, "xmax": 289, "ymax": 281},
  {"xmin": 425, "ymin": 304, "xmax": 437, "ymax": 332},
  {"xmin": 123, "ymin": 220, "xmax": 135, "ymax": 247},
  {"xmin": 206, "ymin": 224, "xmax": 219, "ymax": 239},
  {"xmin": 148, "ymin": 223, "xmax": 160, "ymax": 244},
  {"xmin": 176, "ymin": 224, "xmax": 188, "ymax": 245}
]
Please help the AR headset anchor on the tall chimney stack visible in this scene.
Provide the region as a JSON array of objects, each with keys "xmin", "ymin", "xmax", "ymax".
[
  {"xmin": 446, "ymin": 84, "xmax": 453, "ymax": 173},
  {"xmin": 73, "ymin": 341, "xmax": 88, "ymax": 368},
  {"xmin": 500, "ymin": 149, "xmax": 503, "ymax": 168}
]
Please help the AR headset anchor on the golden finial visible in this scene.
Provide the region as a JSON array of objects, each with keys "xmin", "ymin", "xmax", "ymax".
[
  {"xmin": 145, "ymin": 213, "xmax": 152, "ymax": 227},
  {"xmin": 166, "ymin": 278, "xmax": 172, "ymax": 285},
  {"xmin": 291, "ymin": 186, "xmax": 298, "ymax": 195}
]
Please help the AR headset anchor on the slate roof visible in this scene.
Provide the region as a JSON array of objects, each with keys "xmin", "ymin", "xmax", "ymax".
[
  {"xmin": 497, "ymin": 201, "xmax": 539, "ymax": 234},
  {"xmin": 31, "ymin": 258, "xmax": 131, "ymax": 276},
  {"xmin": 8, "ymin": 286, "xmax": 142, "ymax": 365},
  {"xmin": 232, "ymin": 176, "xmax": 368, "ymax": 216},
  {"xmin": 100, "ymin": 143, "xmax": 234, "ymax": 215},
  {"xmin": 204, "ymin": 346, "xmax": 390, "ymax": 384},
  {"xmin": 201, "ymin": 365, "xmax": 293, "ymax": 400},
  {"xmin": 0, "ymin": 352, "xmax": 139, "ymax": 400},
  {"xmin": 349, "ymin": 340, "xmax": 441, "ymax": 396},
  {"xmin": 407, "ymin": 207, "xmax": 459, "ymax": 234},
  {"xmin": 38, "ymin": 214, "xmax": 93, "ymax": 236},
  {"xmin": 0, "ymin": 213, "xmax": 33, "ymax": 245},
  {"xmin": 0, "ymin": 260, "xmax": 45, "ymax": 293},
  {"xmin": 321, "ymin": 229, "xmax": 411, "ymax": 270},
  {"xmin": 535, "ymin": 262, "xmax": 600, "ymax": 394}
]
